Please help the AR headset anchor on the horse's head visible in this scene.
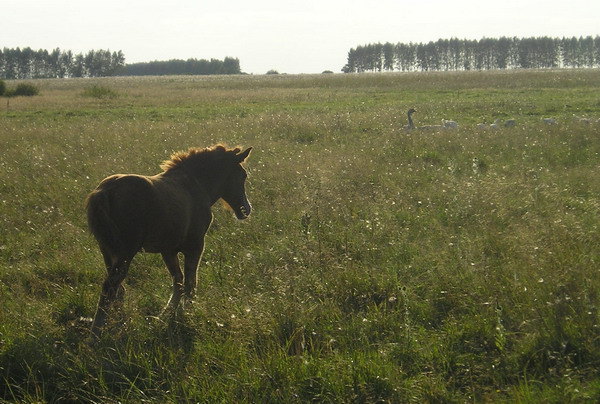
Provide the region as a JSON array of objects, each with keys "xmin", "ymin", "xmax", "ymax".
[{"xmin": 221, "ymin": 147, "xmax": 252, "ymax": 220}]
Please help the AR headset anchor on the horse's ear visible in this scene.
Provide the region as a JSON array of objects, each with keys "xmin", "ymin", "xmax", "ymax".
[{"xmin": 236, "ymin": 147, "xmax": 252, "ymax": 163}]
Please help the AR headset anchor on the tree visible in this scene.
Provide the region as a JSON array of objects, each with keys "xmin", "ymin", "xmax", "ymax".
[
  {"xmin": 462, "ymin": 40, "xmax": 475, "ymax": 70},
  {"xmin": 17, "ymin": 48, "xmax": 32, "ymax": 79},
  {"xmin": 32, "ymin": 48, "xmax": 49, "ymax": 78},
  {"xmin": 0, "ymin": 49, "xmax": 5, "ymax": 79},
  {"xmin": 383, "ymin": 42, "xmax": 395, "ymax": 71},
  {"xmin": 448, "ymin": 38, "xmax": 463, "ymax": 70},
  {"xmin": 58, "ymin": 50, "xmax": 73, "ymax": 78},
  {"xmin": 435, "ymin": 39, "xmax": 450, "ymax": 70},
  {"xmin": 579, "ymin": 36, "xmax": 595, "ymax": 68},
  {"xmin": 395, "ymin": 43, "xmax": 416, "ymax": 71},
  {"xmin": 495, "ymin": 37, "xmax": 512, "ymax": 69},
  {"xmin": 562, "ymin": 37, "xmax": 580, "ymax": 68},
  {"xmin": 110, "ymin": 50, "xmax": 126, "ymax": 75},
  {"xmin": 3, "ymin": 48, "xmax": 18, "ymax": 79},
  {"xmin": 47, "ymin": 48, "xmax": 61, "ymax": 78},
  {"xmin": 342, "ymin": 48, "xmax": 357, "ymax": 73},
  {"xmin": 71, "ymin": 54, "xmax": 85, "ymax": 77},
  {"xmin": 222, "ymin": 57, "xmax": 241, "ymax": 74},
  {"xmin": 416, "ymin": 41, "xmax": 439, "ymax": 71},
  {"xmin": 594, "ymin": 36, "xmax": 600, "ymax": 68}
]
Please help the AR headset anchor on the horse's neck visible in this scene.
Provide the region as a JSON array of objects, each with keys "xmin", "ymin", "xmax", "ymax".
[{"xmin": 178, "ymin": 170, "xmax": 222, "ymax": 206}]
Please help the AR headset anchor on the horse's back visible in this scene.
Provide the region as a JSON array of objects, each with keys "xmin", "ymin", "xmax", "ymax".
[{"xmin": 91, "ymin": 174, "xmax": 157, "ymax": 218}]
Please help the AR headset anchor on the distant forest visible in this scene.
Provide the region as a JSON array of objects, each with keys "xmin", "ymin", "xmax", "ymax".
[
  {"xmin": 118, "ymin": 57, "xmax": 241, "ymax": 76},
  {"xmin": 0, "ymin": 47, "xmax": 241, "ymax": 79},
  {"xmin": 342, "ymin": 36, "xmax": 600, "ymax": 73},
  {"xmin": 0, "ymin": 48, "xmax": 125, "ymax": 79}
]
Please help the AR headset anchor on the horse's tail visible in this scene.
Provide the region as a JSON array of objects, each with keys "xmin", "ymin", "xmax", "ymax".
[{"xmin": 86, "ymin": 189, "xmax": 124, "ymax": 258}]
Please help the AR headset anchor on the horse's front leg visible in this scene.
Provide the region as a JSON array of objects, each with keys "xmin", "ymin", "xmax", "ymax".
[
  {"xmin": 183, "ymin": 241, "xmax": 203, "ymax": 303},
  {"xmin": 161, "ymin": 252, "xmax": 184, "ymax": 314}
]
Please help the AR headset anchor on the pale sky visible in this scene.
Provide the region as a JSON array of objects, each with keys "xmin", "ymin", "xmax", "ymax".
[{"xmin": 3, "ymin": 0, "xmax": 599, "ymax": 74}]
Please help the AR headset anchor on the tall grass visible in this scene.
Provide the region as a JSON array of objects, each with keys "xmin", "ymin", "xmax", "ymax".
[
  {"xmin": 81, "ymin": 85, "xmax": 119, "ymax": 99},
  {"xmin": 1, "ymin": 70, "xmax": 599, "ymax": 402}
]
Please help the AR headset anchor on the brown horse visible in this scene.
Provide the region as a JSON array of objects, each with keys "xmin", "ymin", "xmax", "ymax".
[{"xmin": 86, "ymin": 144, "xmax": 252, "ymax": 338}]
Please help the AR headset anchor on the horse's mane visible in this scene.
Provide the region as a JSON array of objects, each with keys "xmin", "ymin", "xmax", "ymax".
[{"xmin": 160, "ymin": 144, "xmax": 240, "ymax": 172}]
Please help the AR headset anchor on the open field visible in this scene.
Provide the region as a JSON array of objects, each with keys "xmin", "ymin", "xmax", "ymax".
[{"xmin": 1, "ymin": 70, "xmax": 599, "ymax": 402}]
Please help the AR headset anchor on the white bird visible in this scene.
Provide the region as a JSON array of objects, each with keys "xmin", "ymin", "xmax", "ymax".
[
  {"xmin": 489, "ymin": 119, "xmax": 502, "ymax": 129},
  {"xmin": 574, "ymin": 115, "xmax": 593, "ymax": 124},
  {"xmin": 419, "ymin": 124, "xmax": 444, "ymax": 131},
  {"xmin": 442, "ymin": 119, "xmax": 458, "ymax": 129},
  {"xmin": 405, "ymin": 108, "xmax": 454, "ymax": 131}
]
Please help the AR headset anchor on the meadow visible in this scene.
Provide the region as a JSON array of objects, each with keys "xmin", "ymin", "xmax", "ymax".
[{"xmin": 0, "ymin": 69, "xmax": 599, "ymax": 402}]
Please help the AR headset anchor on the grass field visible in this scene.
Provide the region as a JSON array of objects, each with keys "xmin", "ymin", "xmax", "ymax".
[{"xmin": 1, "ymin": 69, "xmax": 599, "ymax": 402}]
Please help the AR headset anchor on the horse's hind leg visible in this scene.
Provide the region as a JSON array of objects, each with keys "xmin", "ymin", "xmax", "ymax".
[
  {"xmin": 183, "ymin": 247, "xmax": 202, "ymax": 303},
  {"xmin": 161, "ymin": 252, "xmax": 184, "ymax": 314},
  {"xmin": 100, "ymin": 247, "xmax": 126, "ymax": 304},
  {"xmin": 91, "ymin": 255, "xmax": 132, "ymax": 339}
]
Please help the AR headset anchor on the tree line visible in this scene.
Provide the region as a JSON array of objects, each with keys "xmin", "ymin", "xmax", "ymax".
[
  {"xmin": 0, "ymin": 48, "xmax": 241, "ymax": 79},
  {"xmin": 0, "ymin": 47, "xmax": 125, "ymax": 79},
  {"xmin": 342, "ymin": 36, "xmax": 600, "ymax": 73},
  {"xmin": 118, "ymin": 57, "xmax": 241, "ymax": 76}
]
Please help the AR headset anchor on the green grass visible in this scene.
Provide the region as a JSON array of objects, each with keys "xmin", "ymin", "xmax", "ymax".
[
  {"xmin": 1, "ymin": 70, "xmax": 599, "ymax": 402},
  {"xmin": 81, "ymin": 85, "xmax": 119, "ymax": 99}
]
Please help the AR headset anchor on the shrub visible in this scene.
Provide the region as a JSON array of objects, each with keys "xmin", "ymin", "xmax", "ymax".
[
  {"xmin": 81, "ymin": 85, "xmax": 118, "ymax": 99},
  {"xmin": 0, "ymin": 80, "xmax": 5, "ymax": 96},
  {"xmin": 266, "ymin": 70, "xmax": 279, "ymax": 75},
  {"xmin": 12, "ymin": 83, "xmax": 39, "ymax": 96}
]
